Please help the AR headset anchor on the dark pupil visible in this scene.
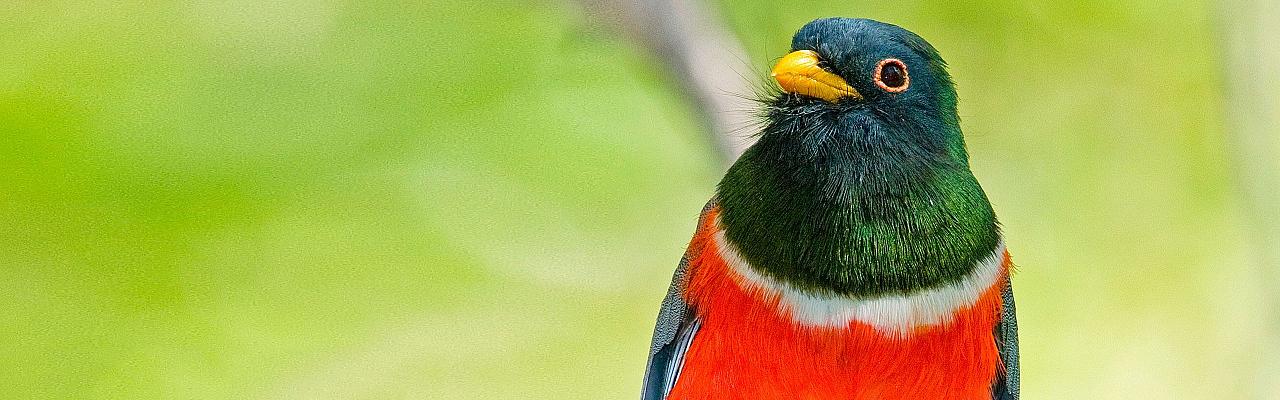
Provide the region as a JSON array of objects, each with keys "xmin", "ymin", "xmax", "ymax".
[{"xmin": 880, "ymin": 63, "xmax": 905, "ymax": 87}]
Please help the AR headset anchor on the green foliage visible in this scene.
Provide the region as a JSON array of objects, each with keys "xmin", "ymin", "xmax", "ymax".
[{"xmin": 0, "ymin": 1, "xmax": 1259, "ymax": 399}]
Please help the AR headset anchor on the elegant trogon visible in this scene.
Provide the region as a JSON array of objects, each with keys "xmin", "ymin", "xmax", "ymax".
[{"xmin": 640, "ymin": 18, "xmax": 1020, "ymax": 400}]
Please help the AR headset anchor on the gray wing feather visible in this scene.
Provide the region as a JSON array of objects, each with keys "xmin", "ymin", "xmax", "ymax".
[
  {"xmin": 641, "ymin": 202, "xmax": 713, "ymax": 400},
  {"xmin": 992, "ymin": 277, "xmax": 1020, "ymax": 400},
  {"xmin": 640, "ymin": 254, "xmax": 701, "ymax": 400}
]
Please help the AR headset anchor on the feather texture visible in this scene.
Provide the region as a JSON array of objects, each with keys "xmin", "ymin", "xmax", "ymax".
[
  {"xmin": 666, "ymin": 205, "xmax": 1010, "ymax": 400},
  {"xmin": 641, "ymin": 202, "xmax": 714, "ymax": 400},
  {"xmin": 713, "ymin": 217, "xmax": 1007, "ymax": 336}
]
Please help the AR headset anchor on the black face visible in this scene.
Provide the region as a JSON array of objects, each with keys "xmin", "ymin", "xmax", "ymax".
[
  {"xmin": 788, "ymin": 18, "xmax": 955, "ymax": 123},
  {"xmin": 760, "ymin": 18, "xmax": 968, "ymax": 176}
]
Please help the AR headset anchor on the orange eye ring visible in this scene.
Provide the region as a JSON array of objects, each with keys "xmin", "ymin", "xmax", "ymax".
[{"xmin": 874, "ymin": 58, "xmax": 909, "ymax": 93}]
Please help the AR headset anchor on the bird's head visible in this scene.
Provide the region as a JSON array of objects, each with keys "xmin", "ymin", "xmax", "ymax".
[{"xmin": 763, "ymin": 17, "xmax": 965, "ymax": 172}]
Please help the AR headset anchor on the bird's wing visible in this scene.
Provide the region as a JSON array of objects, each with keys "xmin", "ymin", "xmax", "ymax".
[
  {"xmin": 639, "ymin": 257, "xmax": 700, "ymax": 400},
  {"xmin": 640, "ymin": 202, "xmax": 714, "ymax": 400},
  {"xmin": 991, "ymin": 277, "xmax": 1020, "ymax": 400}
]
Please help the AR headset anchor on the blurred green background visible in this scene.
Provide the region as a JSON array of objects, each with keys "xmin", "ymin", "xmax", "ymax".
[{"xmin": 3, "ymin": 1, "xmax": 1276, "ymax": 399}]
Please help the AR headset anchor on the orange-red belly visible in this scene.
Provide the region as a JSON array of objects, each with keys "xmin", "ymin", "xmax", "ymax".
[{"xmin": 668, "ymin": 209, "xmax": 1006, "ymax": 400}]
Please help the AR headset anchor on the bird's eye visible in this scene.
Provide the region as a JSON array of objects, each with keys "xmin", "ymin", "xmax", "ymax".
[{"xmin": 874, "ymin": 58, "xmax": 909, "ymax": 93}]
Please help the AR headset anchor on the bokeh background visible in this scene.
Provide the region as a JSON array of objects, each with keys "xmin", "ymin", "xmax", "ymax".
[{"xmin": 4, "ymin": 1, "xmax": 1279, "ymax": 399}]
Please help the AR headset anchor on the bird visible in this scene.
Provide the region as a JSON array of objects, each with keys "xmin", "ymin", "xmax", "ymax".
[{"xmin": 640, "ymin": 18, "xmax": 1019, "ymax": 400}]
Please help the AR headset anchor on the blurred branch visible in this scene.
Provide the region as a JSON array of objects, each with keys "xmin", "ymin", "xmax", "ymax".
[
  {"xmin": 575, "ymin": 0, "xmax": 757, "ymax": 165},
  {"xmin": 1220, "ymin": 0, "xmax": 1280, "ymax": 397}
]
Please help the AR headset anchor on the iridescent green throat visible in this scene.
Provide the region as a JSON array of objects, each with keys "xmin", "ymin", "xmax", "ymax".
[{"xmin": 715, "ymin": 103, "xmax": 1000, "ymax": 298}]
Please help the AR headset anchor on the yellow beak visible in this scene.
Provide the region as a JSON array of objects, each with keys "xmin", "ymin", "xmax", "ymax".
[{"xmin": 771, "ymin": 50, "xmax": 861, "ymax": 102}]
